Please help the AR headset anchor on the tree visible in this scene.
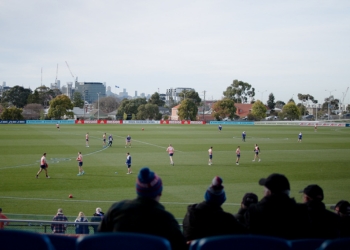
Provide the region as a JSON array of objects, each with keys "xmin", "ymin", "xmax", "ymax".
[
  {"xmin": 73, "ymin": 92, "xmax": 84, "ymax": 108},
  {"xmin": 1, "ymin": 107, "xmax": 24, "ymax": 120},
  {"xmin": 297, "ymin": 103, "xmax": 308, "ymax": 116},
  {"xmin": 137, "ymin": 103, "xmax": 160, "ymax": 120},
  {"xmin": 48, "ymin": 95, "xmax": 74, "ymax": 119},
  {"xmin": 275, "ymin": 100, "xmax": 285, "ymax": 109},
  {"xmin": 94, "ymin": 96, "xmax": 119, "ymax": 113},
  {"xmin": 34, "ymin": 86, "xmax": 62, "ymax": 108},
  {"xmin": 27, "ymin": 90, "xmax": 41, "ymax": 104},
  {"xmin": 148, "ymin": 92, "xmax": 165, "ymax": 106},
  {"xmin": 211, "ymin": 98, "xmax": 236, "ymax": 120},
  {"xmin": 23, "ymin": 104, "xmax": 44, "ymax": 120},
  {"xmin": 117, "ymin": 98, "xmax": 147, "ymax": 118},
  {"xmin": 267, "ymin": 93, "xmax": 276, "ymax": 111},
  {"xmin": 251, "ymin": 100, "xmax": 267, "ymax": 120},
  {"xmin": 178, "ymin": 90, "xmax": 202, "ymax": 106},
  {"xmin": 177, "ymin": 99, "xmax": 198, "ymax": 120},
  {"xmin": 322, "ymin": 95, "xmax": 339, "ymax": 112},
  {"xmin": 1, "ymin": 86, "xmax": 32, "ymax": 108},
  {"xmin": 223, "ymin": 79, "xmax": 255, "ymax": 103},
  {"xmin": 281, "ymin": 101, "xmax": 300, "ymax": 120},
  {"xmin": 297, "ymin": 93, "xmax": 318, "ymax": 105}
]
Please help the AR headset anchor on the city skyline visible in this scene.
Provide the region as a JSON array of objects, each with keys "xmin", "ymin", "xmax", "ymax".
[{"xmin": 1, "ymin": 1, "xmax": 349, "ymax": 106}]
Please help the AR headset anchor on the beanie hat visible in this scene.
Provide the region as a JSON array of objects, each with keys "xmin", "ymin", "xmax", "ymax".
[
  {"xmin": 136, "ymin": 167, "xmax": 163, "ymax": 198},
  {"xmin": 204, "ymin": 176, "xmax": 226, "ymax": 205}
]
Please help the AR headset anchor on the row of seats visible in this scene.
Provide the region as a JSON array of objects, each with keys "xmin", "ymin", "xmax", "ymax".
[{"xmin": 1, "ymin": 229, "xmax": 350, "ymax": 250}]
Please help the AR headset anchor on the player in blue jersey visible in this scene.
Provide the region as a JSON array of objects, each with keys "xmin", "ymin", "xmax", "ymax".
[
  {"xmin": 242, "ymin": 131, "xmax": 246, "ymax": 142},
  {"xmin": 125, "ymin": 135, "xmax": 131, "ymax": 148},
  {"xmin": 298, "ymin": 132, "xmax": 302, "ymax": 142},
  {"xmin": 126, "ymin": 152, "xmax": 132, "ymax": 174},
  {"xmin": 218, "ymin": 124, "xmax": 222, "ymax": 132},
  {"xmin": 108, "ymin": 134, "xmax": 113, "ymax": 147}
]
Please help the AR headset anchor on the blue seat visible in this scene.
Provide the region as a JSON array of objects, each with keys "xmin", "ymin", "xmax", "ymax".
[
  {"xmin": 290, "ymin": 238, "xmax": 325, "ymax": 250},
  {"xmin": 194, "ymin": 235, "xmax": 292, "ymax": 250},
  {"xmin": 318, "ymin": 238, "xmax": 350, "ymax": 250},
  {"xmin": 46, "ymin": 234, "xmax": 77, "ymax": 250},
  {"xmin": 76, "ymin": 232, "xmax": 171, "ymax": 250},
  {"xmin": 0, "ymin": 229, "xmax": 54, "ymax": 250}
]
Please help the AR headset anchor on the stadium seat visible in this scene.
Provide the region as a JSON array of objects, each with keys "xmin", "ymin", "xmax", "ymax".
[
  {"xmin": 193, "ymin": 235, "xmax": 292, "ymax": 250},
  {"xmin": 318, "ymin": 238, "xmax": 350, "ymax": 250},
  {"xmin": 46, "ymin": 234, "xmax": 78, "ymax": 250},
  {"xmin": 0, "ymin": 229, "xmax": 54, "ymax": 250},
  {"xmin": 290, "ymin": 238, "xmax": 325, "ymax": 250},
  {"xmin": 76, "ymin": 232, "xmax": 171, "ymax": 250}
]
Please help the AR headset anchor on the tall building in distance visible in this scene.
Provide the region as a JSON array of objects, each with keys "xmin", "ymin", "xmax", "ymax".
[
  {"xmin": 166, "ymin": 87, "xmax": 195, "ymax": 102},
  {"xmin": 75, "ymin": 82, "xmax": 106, "ymax": 103}
]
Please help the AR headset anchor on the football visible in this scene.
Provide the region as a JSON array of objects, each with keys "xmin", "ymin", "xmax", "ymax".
[
  {"xmin": 69, "ymin": 194, "xmax": 73, "ymax": 198},
  {"xmin": 142, "ymin": 128, "xmax": 144, "ymax": 131}
]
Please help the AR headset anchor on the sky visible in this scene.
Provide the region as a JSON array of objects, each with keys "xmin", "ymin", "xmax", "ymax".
[{"xmin": 1, "ymin": 0, "xmax": 350, "ymax": 106}]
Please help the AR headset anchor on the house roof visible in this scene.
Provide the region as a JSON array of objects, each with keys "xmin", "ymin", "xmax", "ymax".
[{"xmin": 235, "ymin": 103, "xmax": 253, "ymax": 117}]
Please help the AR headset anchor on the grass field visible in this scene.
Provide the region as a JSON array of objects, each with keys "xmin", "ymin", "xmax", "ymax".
[{"xmin": 1, "ymin": 123, "xmax": 350, "ymax": 220}]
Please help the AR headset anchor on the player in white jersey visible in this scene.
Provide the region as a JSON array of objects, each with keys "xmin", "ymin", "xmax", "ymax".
[
  {"xmin": 103, "ymin": 133, "xmax": 107, "ymax": 147},
  {"xmin": 36, "ymin": 153, "xmax": 50, "ymax": 178},
  {"xmin": 208, "ymin": 146, "xmax": 213, "ymax": 165},
  {"xmin": 166, "ymin": 144, "xmax": 175, "ymax": 166},
  {"xmin": 76, "ymin": 152, "xmax": 85, "ymax": 176},
  {"xmin": 252, "ymin": 144, "xmax": 261, "ymax": 162},
  {"xmin": 236, "ymin": 146, "xmax": 241, "ymax": 165}
]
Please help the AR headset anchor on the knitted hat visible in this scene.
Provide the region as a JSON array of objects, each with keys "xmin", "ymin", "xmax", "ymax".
[
  {"xmin": 136, "ymin": 167, "xmax": 163, "ymax": 198},
  {"xmin": 204, "ymin": 176, "xmax": 226, "ymax": 205}
]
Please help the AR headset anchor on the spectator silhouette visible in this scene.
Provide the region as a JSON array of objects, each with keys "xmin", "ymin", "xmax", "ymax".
[
  {"xmin": 234, "ymin": 193, "xmax": 258, "ymax": 228},
  {"xmin": 74, "ymin": 211, "xmax": 90, "ymax": 234},
  {"xmin": 245, "ymin": 173, "xmax": 310, "ymax": 239},
  {"xmin": 300, "ymin": 184, "xmax": 340, "ymax": 239},
  {"xmin": 91, "ymin": 207, "xmax": 104, "ymax": 233},
  {"xmin": 98, "ymin": 167, "xmax": 187, "ymax": 250},
  {"xmin": 51, "ymin": 208, "xmax": 68, "ymax": 234},
  {"xmin": 331, "ymin": 200, "xmax": 350, "ymax": 237},
  {"xmin": 183, "ymin": 176, "xmax": 246, "ymax": 242}
]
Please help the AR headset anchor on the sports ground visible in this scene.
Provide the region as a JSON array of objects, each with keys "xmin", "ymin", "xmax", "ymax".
[{"xmin": 0, "ymin": 123, "xmax": 349, "ymax": 219}]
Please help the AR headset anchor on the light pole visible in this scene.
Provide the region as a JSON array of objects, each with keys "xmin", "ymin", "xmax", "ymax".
[
  {"xmin": 325, "ymin": 89, "xmax": 336, "ymax": 120},
  {"xmin": 258, "ymin": 90, "xmax": 267, "ymax": 104},
  {"xmin": 97, "ymin": 92, "xmax": 100, "ymax": 120}
]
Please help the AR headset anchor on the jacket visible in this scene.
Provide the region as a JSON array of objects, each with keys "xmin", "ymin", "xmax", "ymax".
[
  {"xmin": 246, "ymin": 193, "xmax": 311, "ymax": 239},
  {"xmin": 99, "ymin": 197, "xmax": 187, "ymax": 250},
  {"xmin": 183, "ymin": 201, "xmax": 246, "ymax": 241}
]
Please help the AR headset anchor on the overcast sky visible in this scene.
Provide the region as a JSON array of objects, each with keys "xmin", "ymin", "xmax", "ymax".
[{"xmin": 1, "ymin": 0, "xmax": 349, "ymax": 105}]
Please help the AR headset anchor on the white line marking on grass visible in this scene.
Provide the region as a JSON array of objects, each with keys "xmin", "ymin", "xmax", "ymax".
[
  {"xmin": 0, "ymin": 147, "xmax": 109, "ymax": 171},
  {"xmin": 113, "ymin": 135, "xmax": 184, "ymax": 153}
]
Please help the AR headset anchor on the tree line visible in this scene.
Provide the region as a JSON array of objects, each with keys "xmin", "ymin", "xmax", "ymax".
[{"xmin": 0, "ymin": 81, "xmax": 348, "ymax": 121}]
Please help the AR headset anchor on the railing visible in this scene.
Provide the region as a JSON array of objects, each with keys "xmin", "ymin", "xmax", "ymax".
[{"xmin": 0, "ymin": 218, "xmax": 184, "ymax": 234}]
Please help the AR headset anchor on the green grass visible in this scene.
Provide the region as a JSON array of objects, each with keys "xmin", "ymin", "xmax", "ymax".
[{"xmin": 0, "ymin": 124, "xmax": 350, "ymax": 220}]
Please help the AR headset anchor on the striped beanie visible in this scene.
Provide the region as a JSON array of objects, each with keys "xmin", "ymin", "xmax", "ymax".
[
  {"xmin": 136, "ymin": 167, "xmax": 163, "ymax": 198},
  {"xmin": 204, "ymin": 176, "xmax": 226, "ymax": 205}
]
